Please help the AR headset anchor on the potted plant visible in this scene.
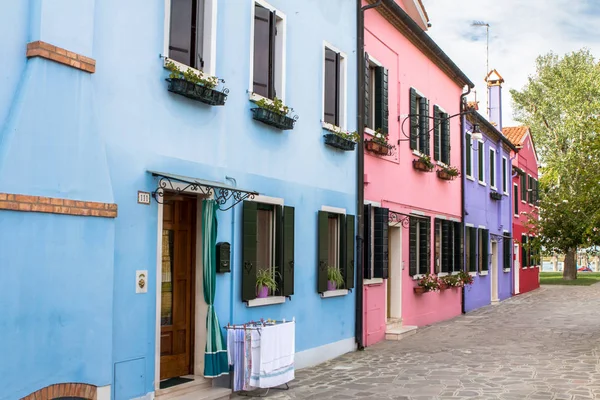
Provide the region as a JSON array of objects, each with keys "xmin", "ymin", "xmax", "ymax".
[
  {"xmin": 365, "ymin": 129, "xmax": 395, "ymax": 156},
  {"xmin": 457, "ymin": 270, "xmax": 474, "ymax": 286},
  {"xmin": 256, "ymin": 269, "xmax": 278, "ymax": 298},
  {"xmin": 415, "ymin": 273, "xmax": 440, "ymax": 294},
  {"xmin": 165, "ymin": 60, "xmax": 228, "ymax": 106},
  {"xmin": 437, "ymin": 165, "xmax": 460, "ymax": 181},
  {"xmin": 324, "ymin": 129, "xmax": 359, "ymax": 151},
  {"xmin": 439, "ymin": 274, "xmax": 461, "ymax": 289},
  {"xmin": 251, "ymin": 96, "xmax": 298, "ymax": 130},
  {"xmin": 327, "ymin": 266, "xmax": 345, "ymax": 291},
  {"xmin": 413, "ymin": 154, "xmax": 435, "ymax": 172}
]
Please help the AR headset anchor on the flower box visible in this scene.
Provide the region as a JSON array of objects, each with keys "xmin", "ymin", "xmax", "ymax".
[
  {"xmin": 251, "ymin": 107, "xmax": 296, "ymax": 130},
  {"xmin": 437, "ymin": 170, "xmax": 456, "ymax": 181},
  {"xmin": 414, "ymin": 286, "xmax": 426, "ymax": 294},
  {"xmin": 490, "ymin": 191, "xmax": 503, "ymax": 200},
  {"xmin": 166, "ymin": 78, "xmax": 227, "ymax": 106},
  {"xmin": 413, "ymin": 159, "xmax": 434, "ymax": 172},
  {"xmin": 365, "ymin": 140, "xmax": 391, "ymax": 156},
  {"xmin": 324, "ymin": 133, "xmax": 356, "ymax": 151},
  {"xmin": 439, "ymin": 283, "xmax": 448, "ymax": 290}
]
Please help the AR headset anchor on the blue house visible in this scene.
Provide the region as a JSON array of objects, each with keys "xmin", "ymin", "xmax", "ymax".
[{"xmin": 0, "ymin": 1, "xmax": 358, "ymax": 399}]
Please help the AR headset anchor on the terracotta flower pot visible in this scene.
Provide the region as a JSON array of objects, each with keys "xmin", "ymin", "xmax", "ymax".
[
  {"xmin": 414, "ymin": 286, "xmax": 426, "ymax": 294},
  {"xmin": 256, "ymin": 285, "xmax": 269, "ymax": 298},
  {"xmin": 413, "ymin": 160, "xmax": 433, "ymax": 172}
]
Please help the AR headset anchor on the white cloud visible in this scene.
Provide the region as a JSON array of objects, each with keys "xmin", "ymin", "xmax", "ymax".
[{"xmin": 422, "ymin": 0, "xmax": 600, "ymax": 127}]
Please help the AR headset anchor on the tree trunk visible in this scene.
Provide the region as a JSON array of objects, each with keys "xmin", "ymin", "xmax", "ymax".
[{"xmin": 563, "ymin": 248, "xmax": 577, "ymax": 280}]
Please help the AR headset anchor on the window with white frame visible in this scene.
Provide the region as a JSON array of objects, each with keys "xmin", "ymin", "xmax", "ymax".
[
  {"xmin": 502, "ymin": 157, "xmax": 508, "ymax": 194},
  {"xmin": 252, "ymin": 1, "xmax": 286, "ymax": 100},
  {"xmin": 409, "ymin": 216, "xmax": 431, "ymax": 276},
  {"xmin": 323, "ymin": 45, "xmax": 346, "ymax": 128},
  {"xmin": 489, "ymin": 147, "xmax": 496, "ymax": 189},
  {"xmin": 513, "ymin": 184, "xmax": 519, "ymax": 216},
  {"xmin": 465, "ymin": 133, "xmax": 473, "ymax": 178},
  {"xmin": 478, "ymin": 140, "xmax": 485, "ymax": 183},
  {"xmin": 165, "ymin": 0, "xmax": 216, "ymax": 75},
  {"xmin": 433, "ymin": 106, "xmax": 450, "ymax": 164},
  {"xmin": 365, "ymin": 56, "xmax": 388, "ymax": 134},
  {"xmin": 409, "ymin": 88, "xmax": 429, "ymax": 155}
]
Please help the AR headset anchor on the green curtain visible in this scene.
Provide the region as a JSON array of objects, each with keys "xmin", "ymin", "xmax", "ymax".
[{"xmin": 202, "ymin": 199, "xmax": 228, "ymax": 377}]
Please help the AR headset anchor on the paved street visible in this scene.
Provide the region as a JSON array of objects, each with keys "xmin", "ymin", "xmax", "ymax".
[{"xmin": 237, "ymin": 285, "xmax": 600, "ymax": 399}]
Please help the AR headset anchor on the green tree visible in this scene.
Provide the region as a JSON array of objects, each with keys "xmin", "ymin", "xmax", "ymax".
[{"xmin": 511, "ymin": 49, "xmax": 600, "ymax": 280}]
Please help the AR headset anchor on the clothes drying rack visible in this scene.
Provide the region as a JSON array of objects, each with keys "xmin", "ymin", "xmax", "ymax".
[{"xmin": 224, "ymin": 318, "xmax": 294, "ymax": 397}]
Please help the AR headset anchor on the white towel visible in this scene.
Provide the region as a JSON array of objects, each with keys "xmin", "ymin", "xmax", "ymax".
[
  {"xmin": 257, "ymin": 321, "xmax": 295, "ymax": 388},
  {"xmin": 248, "ymin": 329, "xmax": 261, "ymax": 388}
]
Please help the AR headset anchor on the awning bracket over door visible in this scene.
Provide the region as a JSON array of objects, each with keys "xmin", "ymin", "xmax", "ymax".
[{"xmin": 149, "ymin": 171, "xmax": 258, "ymax": 211}]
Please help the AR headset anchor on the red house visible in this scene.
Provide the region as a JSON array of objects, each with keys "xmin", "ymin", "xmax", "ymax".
[{"xmin": 503, "ymin": 125, "xmax": 540, "ymax": 294}]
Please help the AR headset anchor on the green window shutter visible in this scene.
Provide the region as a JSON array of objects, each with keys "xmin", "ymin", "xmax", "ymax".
[
  {"xmin": 503, "ymin": 235, "xmax": 511, "ymax": 270},
  {"xmin": 242, "ymin": 201, "xmax": 258, "ymax": 301},
  {"xmin": 375, "ymin": 67, "xmax": 389, "ymax": 134},
  {"xmin": 478, "ymin": 143, "xmax": 484, "ymax": 181},
  {"xmin": 528, "ymin": 236, "xmax": 533, "ymax": 267},
  {"xmin": 419, "ymin": 218, "xmax": 430, "ymax": 275},
  {"xmin": 433, "ymin": 106, "xmax": 440, "ymax": 161},
  {"xmin": 409, "ymin": 88, "xmax": 418, "ymax": 149},
  {"xmin": 419, "ymin": 98, "xmax": 430, "ymax": 155},
  {"xmin": 489, "ymin": 149, "xmax": 495, "ymax": 187},
  {"xmin": 281, "ymin": 206, "xmax": 295, "ymax": 296},
  {"xmin": 373, "ymin": 207, "xmax": 389, "ymax": 279},
  {"xmin": 482, "ymin": 229, "xmax": 489, "ymax": 271},
  {"xmin": 453, "ymin": 222, "xmax": 462, "ymax": 273},
  {"xmin": 363, "ymin": 204, "xmax": 372, "ymax": 279},
  {"xmin": 442, "ymin": 113, "xmax": 450, "ymax": 164},
  {"xmin": 521, "ymin": 174, "xmax": 527, "ymax": 201},
  {"xmin": 434, "ymin": 219, "xmax": 441, "ymax": 274},
  {"xmin": 441, "ymin": 220, "xmax": 450, "ymax": 273},
  {"xmin": 344, "ymin": 214, "xmax": 356, "ymax": 289},
  {"xmin": 514, "ymin": 184, "xmax": 519, "ymax": 215},
  {"xmin": 466, "ymin": 133, "xmax": 472, "ymax": 175},
  {"xmin": 364, "ymin": 53, "xmax": 370, "ymax": 127},
  {"xmin": 469, "ymin": 227, "xmax": 477, "ymax": 272},
  {"xmin": 317, "ymin": 210, "xmax": 329, "ymax": 293},
  {"xmin": 275, "ymin": 205, "xmax": 283, "ymax": 295},
  {"xmin": 521, "ymin": 235, "xmax": 527, "ymax": 268},
  {"xmin": 409, "ymin": 218, "xmax": 417, "ymax": 276},
  {"xmin": 502, "ymin": 158, "xmax": 507, "ymax": 192}
]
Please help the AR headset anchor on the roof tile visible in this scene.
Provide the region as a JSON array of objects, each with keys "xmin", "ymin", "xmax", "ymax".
[{"xmin": 502, "ymin": 126, "xmax": 529, "ymax": 146}]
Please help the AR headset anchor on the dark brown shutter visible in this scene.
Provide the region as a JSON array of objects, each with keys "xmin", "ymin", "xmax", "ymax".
[
  {"xmin": 375, "ymin": 67, "xmax": 389, "ymax": 134},
  {"xmin": 324, "ymin": 48, "xmax": 339, "ymax": 126},
  {"xmin": 409, "ymin": 88, "xmax": 418, "ymax": 149},
  {"xmin": 242, "ymin": 201, "xmax": 258, "ymax": 301},
  {"xmin": 317, "ymin": 211, "xmax": 329, "ymax": 293},
  {"xmin": 454, "ymin": 222, "xmax": 462, "ymax": 273},
  {"xmin": 433, "ymin": 106, "xmax": 440, "ymax": 161},
  {"xmin": 468, "ymin": 227, "xmax": 477, "ymax": 272},
  {"xmin": 481, "ymin": 229, "xmax": 489, "ymax": 271},
  {"xmin": 373, "ymin": 207, "xmax": 389, "ymax": 279},
  {"xmin": 441, "ymin": 220, "xmax": 450, "ymax": 273},
  {"xmin": 194, "ymin": 0, "xmax": 205, "ymax": 69},
  {"xmin": 419, "ymin": 98, "xmax": 430, "ymax": 155},
  {"xmin": 344, "ymin": 215, "xmax": 355, "ymax": 289},
  {"xmin": 169, "ymin": 0, "xmax": 194, "ymax": 66},
  {"xmin": 409, "ymin": 217, "xmax": 417, "ymax": 276},
  {"xmin": 363, "ymin": 204, "xmax": 372, "ymax": 279},
  {"xmin": 281, "ymin": 206, "xmax": 295, "ymax": 296},
  {"xmin": 441, "ymin": 113, "xmax": 450, "ymax": 164},
  {"xmin": 364, "ymin": 53, "xmax": 370, "ymax": 127},
  {"xmin": 253, "ymin": 5, "xmax": 275, "ymax": 98}
]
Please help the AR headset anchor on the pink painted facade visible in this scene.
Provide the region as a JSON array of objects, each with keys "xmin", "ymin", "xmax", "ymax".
[{"xmin": 362, "ymin": 0, "xmax": 471, "ymax": 346}]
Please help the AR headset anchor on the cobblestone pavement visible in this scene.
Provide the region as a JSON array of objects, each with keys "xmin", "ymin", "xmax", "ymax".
[{"xmin": 234, "ymin": 285, "xmax": 600, "ymax": 399}]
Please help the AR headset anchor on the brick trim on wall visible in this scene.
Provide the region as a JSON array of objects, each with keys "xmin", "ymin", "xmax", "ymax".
[
  {"xmin": 0, "ymin": 193, "xmax": 117, "ymax": 218},
  {"xmin": 21, "ymin": 383, "xmax": 97, "ymax": 400},
  {"xmin": 26, "ymin": 41, "xmax": 96, "ymax": 73}
]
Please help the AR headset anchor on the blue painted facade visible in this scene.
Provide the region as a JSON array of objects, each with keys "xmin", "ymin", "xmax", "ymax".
[{"xmin": 0, "ymin": 0, "xmax": 358, "ymax": 398}]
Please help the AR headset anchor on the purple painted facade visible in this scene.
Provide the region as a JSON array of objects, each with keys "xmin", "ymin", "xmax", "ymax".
[{"xmin": 462, "ymin": 74, "xmax": 516, "ymax": 312}]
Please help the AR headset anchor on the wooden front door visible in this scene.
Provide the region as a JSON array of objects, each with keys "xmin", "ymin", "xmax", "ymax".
[{"xmin": 160, "ymin": 194, "xmax": 196, "ymax": 380}]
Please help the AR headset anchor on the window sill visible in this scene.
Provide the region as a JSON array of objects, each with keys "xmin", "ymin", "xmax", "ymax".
[
  {"xmin": 451, "ymin": 271, "xmax": 460, "ymax": 276},
  {"xmin": 468, "ymin": 272, "xmax": 477, "ymax": 276},
  {"xmin": 412, "ymin": 274, "xmax": 425, "ymax": 281},
  {"xmin": 479, "ymin": 271, "xmax": 489, "ymax": 276},
  {"xmin": 247, "ymin": 296, "xmax": 286, "ymax": 308},
  {"xmin": 503, "ymin": 268, "xmax": 511, "ymax": 272},
  {"xmin": 364, "ymin": 278, "xmax": 384, "ymax": 285},
  {"xmin": 503, "ymin": 192, "xmax": 509, "ymax": 196},
  {"xmin": 249, "ymin": 92, "xmax": 290, "ymax": 109},
  {"xmin": 490, "ymin": 186, "xmax": 498, "ymax": 191},
  {"xmin": 478, "ymin": 181, "xmax": 487, "ymax": 187},
  {"xmin": 364, "ymin": 127, "xmax": 376, "ymax": 137},
  {"xmin": 322, "ymin": 121, "xmax": 345, "ymax": 133},
  {"xmin": 437, "ymin": 272, "xmax": 449, "ymax": 277},
  {"xmin": 163, "ymin": 57, "xmax": 214, "ymax": 81},
  {"xmin": 466, "ymin": 175, "xmax": 475, "ymax": 182},
  {"xmin": 321, "ymin": 289, "xmax": 349, "ymax": 298},
  {"xmin": 412, "ymin": 149, "xmax": 426, "ymax": 157}
]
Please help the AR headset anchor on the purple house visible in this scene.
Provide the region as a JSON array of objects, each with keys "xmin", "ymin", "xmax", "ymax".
[{"xmin": 462, "ymin": 70, "xmax": 517, "ymax": 312}]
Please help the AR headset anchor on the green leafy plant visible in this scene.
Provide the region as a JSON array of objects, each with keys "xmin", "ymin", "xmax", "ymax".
[
  {"xmin": 417, "ymin": 273, "xmax": 440, "ymax": 292},
  {"xmin": 439, "ymin": 274, "xmax": 461, "ymax": 287},
  {"xmin": 457, "ymin": 270, "xmax": 474, "ymax": 286},
  {"xmin": 371, "ymin": 128, "xmax": 391, "ymax": 146},
  {"xmin": 327, "ymin": 266, "xmax": 345, "ymax": 288},
  {"xmin": 165, "ymin": 60, "xmax": 219, "ymax": 89},
  {"xmin": 330, "ymin": 127, "xmax": 360, "ymax": 143},
  {"xmin": 439, "ymin": 165, "xmax": 460, "ymax": 177},
  {"xmin": 417, "ymin": 154, "xmax": 435, "ymax": 170},
  {"xmin": 255, "ymin": 96, "xmax": 293, "ymax": 116},
  {"xmin": 256, "ymin": 269, "xmax": 278, "ymax": 292}
]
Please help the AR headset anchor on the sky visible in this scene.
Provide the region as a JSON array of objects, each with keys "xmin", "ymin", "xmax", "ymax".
[{"xmin": 422, "ymin": 0, "xmax": 600, "ymax": 127}]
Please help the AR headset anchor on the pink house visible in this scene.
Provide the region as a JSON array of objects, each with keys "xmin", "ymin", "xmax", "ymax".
[{"xmin": 361, "ymin": 0, "xmax": 474, "ymax": 346}]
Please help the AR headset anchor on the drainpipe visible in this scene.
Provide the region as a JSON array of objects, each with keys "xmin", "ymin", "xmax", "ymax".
[
  {"xmin": 460, "ymin": 86, "xmax": 471, "ymax": 315},
  {"xmin": 226, "ymin": 176, "xmax": 237, "ymax": 324},
  {"xmin": 356, "ymin": 0, "xmax": 381, "ymax": 351}
]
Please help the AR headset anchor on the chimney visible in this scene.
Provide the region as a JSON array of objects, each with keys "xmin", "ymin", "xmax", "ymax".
[{"xmin": 485, "ymin": 69, "xmax": 504, "ymax": 131}]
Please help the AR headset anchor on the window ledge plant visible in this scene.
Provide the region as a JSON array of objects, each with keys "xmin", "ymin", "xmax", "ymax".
[
  {"xmin": 165, "ymin": 60, "xmax": 228, "ymax": 106},
  {"xmin": 251, "ymin": 96, "xmax": 298, "ymax": 130},
  {"xmin": 437, "ymin": 165, "xmax": 460, "ymax": 181},
  {"xmin": 365, "ymin": 129, "xmax": 395, "ymax": 156},
  {"xmin": 327, "ymin": 266, "xmax": 345, "ymax": 291},
  {"xmin": 413, "ymin": 154, "xmax": 435, "ymax": 172},
  {"xmin": 414, "ymin": 273, "xmax": 440, "ymax": 294},
  {"xmin": 256, "ymin": 269, "xmax": 278, "ymax": 299},
  {"xmin": 323, "ymin": 126, "xmax": 359, "ymax": 151}
]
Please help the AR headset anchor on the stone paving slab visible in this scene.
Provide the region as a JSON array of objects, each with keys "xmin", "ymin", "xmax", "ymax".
[{"xmin": 233, "ymin": 284, "xmax": 600, "ymax": 399}]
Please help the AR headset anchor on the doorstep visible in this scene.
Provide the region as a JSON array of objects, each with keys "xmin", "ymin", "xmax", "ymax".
[
  {"xmin": 385, "ymin": 318, "xmax": 402, "ymax": 332},
  {"xmin": 385, "ymin": 325, "xmax": 418, "ymax": 341},
  {"xmin": 155, "ymin": 376, "xmax": 231, "ymax": 400}
]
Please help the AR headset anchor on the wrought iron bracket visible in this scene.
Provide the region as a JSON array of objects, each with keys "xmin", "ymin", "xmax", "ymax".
[{"xmin": 388, "ymin": 211, "xmax": 411, "ymax": 228}]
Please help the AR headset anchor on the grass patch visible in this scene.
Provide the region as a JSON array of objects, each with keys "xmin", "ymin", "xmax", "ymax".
[{"xmin": 540, "ymin": 272, "xmax": 600, "ymax": 286}]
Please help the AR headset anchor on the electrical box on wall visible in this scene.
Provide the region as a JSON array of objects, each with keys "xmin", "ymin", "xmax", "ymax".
[{"xmin": 216, "ymin": 242, "xmax": 231, "ymax": 273}]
